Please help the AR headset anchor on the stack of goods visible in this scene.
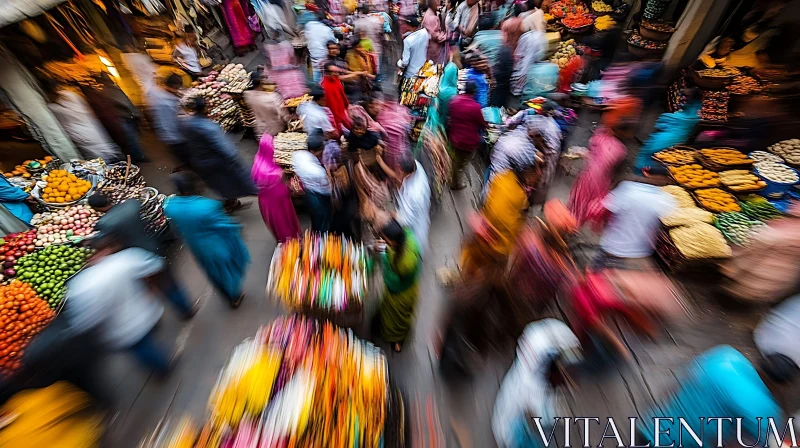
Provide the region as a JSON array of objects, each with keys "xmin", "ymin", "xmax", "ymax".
[
  {"xmin": 718, "ymin": 170, "xmax": 766, "ymax": 192},
  {"xmin": 700, "ymin": 90, "xmax": 729, "ymax": 121},
  {"xmin": 643, "ymin": 0, "xmax": 671, "ymax": 20},
  {"xmin": 3, "ymin": 156, "xmax": 53, "ymax": 179},
  {"xmin": 400, "ymin": 62, "xmax": 437, "ymax": 109},
  {"xmin": 653, "ymin": 147, "xmax": 695, "ymax": 165},
  {"xmin": 549, "ymin": 39, "xmax": 578, "ymax": 68},
  {"xmin": 15, "ymin": 245, "xmax": 91, "ymax": 309},
  {"xmin": 767, "ymin": 139, "xmax": 800, "ymax": 165},
  {"xmin": 697, "ymin": 148, "xmax": 753, "ymax": 170},
  {"xmin": 268, "ymin": 232, "xmax": 368, "ymax": 315},
  {"xmin": 0, "ymin": 382, "xmax": 102, "ymax": 445},
  {"xmin": 594, "ymin": 15, "xmax": 616, "ymax": 31},
  {"xmin": 668, "ymin": 222, "xmax": 732, "ymax": 259},
  {"xmin": 30, "ymin": 205, "xmax": 102, "ymax": 247},
  {"xmin": 660, "ymin": 186, "xmax": 714, "ymax": 227},
  {"xmin": 273, "ymin": 133, "xmax": 308, "ymax": 169},
  {"xmin": 162, "ymin": 315, "xmax": 396, "ymax": 448},
  {"xmin": 727, "ymin": 75, "xmax": 762, "ymax": 95},
  {"xmin": 693, "ymin": 188, "xmax": 741, "ymax": 213},
  {"xmin": 140, "ymin": 190, "xmax": 169, "ymax": 236},
  {"xmin": 0, "ymin": 230, "xmax": 38, "ymax": 280},
  {"xmin": 714, "ymin": 212, "xmax": 765, "ymax": 245},
  {"xmin": 667, "ymin": 70, "xmax": 689, "ymax": 112},
  {"xmin": 283, "ymin": 94, "xmax": 312, "ymax": 109},
  {"xmin": 184, "ymin": 64, "xmax": 252, "ymax": 131},
  {"xmin": 36, "ymin": 169, "xmax": 94, "ymax": 205},
  {"xmin": 739, "ymin": 195, "xmax": 782, "ymax": 221},
  {"xmin": 0, "ymin": 281, "xmax": 55, "ymax": 377},
  {"xmin": 562, "ymin": 13, "xmax": 593, "ymax": 31},
  {"xmin": 668, "ymin": 164, "xmax": 720, "ymax": 189},
  {"xmin": 591, "ymin": 1, "xmax": 612, "ymax": 13},
  {"xmin": 549, "ymin": 1, "xmax": 588, "ymax": 18}
]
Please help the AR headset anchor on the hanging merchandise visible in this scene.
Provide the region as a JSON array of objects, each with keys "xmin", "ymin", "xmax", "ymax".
[{"xmin": 136, "ymin": 0, "xmax": 168, "ymax": 15}]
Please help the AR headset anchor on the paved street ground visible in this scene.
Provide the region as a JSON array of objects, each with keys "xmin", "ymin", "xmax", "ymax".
[{"xmin": 102, "ymin": 49, "xmax": 800, "ymax": 447}]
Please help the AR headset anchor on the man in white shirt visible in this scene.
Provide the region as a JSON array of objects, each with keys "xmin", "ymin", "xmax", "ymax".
[
  {"xmin": 520, "ymin": 0, "xmax": 547, "ymax": 32},
  {"xmin": 296, "ymin": 87, "xmax": 336, "ymax": 137},
  {"xmin": 398, "ymin": 17, "xmax": 430, "ymax": 79},
  {"xmin": 454, "ymin": 0, "xmax": 480, "ymax": 39},
  {"xmin": 172, "ymin": 31, "xmax": 202, "ymax": 77},
  {"xmin": 305, "ymin": 15, "xmax": 337, "ymax": 82},
  {"xmin": 291, "ymin": 132, "xmax": 332, "ymax": 231},
  {"xmin": 599, "ymin": 178, "xmax": 676, "ymax": 262}
]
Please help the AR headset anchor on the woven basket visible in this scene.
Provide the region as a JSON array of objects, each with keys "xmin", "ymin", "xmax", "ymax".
[
  {"xmin": 695, "ymin": 149, "xmax": 754, "ymax": 172},
  {"xmin": 639, "ymin": 25, "xmax": 673, "ymax": 41},
  {"xmin": 690, "ymin": 188, "xmax": 741, "ymax": 213}
]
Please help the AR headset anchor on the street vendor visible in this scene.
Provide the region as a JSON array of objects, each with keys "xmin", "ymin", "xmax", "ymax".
[
  {"xmin": 173, "ymin": 29, "xmax": 203, "ymax": 79},
  {"xmin": 242, "ymin": 77, "xmax": 290, "ymax": 139}
]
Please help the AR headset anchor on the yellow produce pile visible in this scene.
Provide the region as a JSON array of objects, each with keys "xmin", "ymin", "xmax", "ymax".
[
  {"xmin": 669, "ymin": 223, "xmax": 732, "ymax": 259},
  {"xmin": 660, "ymin": 185, "xmax": 714, "ymax": 227},
  {"xmin": 718, "ymin": 170, "xmax": 766, "ymax": 192},
  {"xmin": 654, "ymin": 148, "xmax": 695, "ymax": 165},
  {"xmin": 0, "ymin": 382, "xmax": 102, "ymax": 447},
  {"xmin": 40, "ymin": 170, "xmax": 92, "ymax": 204},
  {"xmin": 668, "ymin": 164, "xmax": 720, "ymax": 189},
  {"xmin": 694, "ymin": 188, "xmax": 741, "ymax": 213},
  {"xmin": 698, "ymin": 148, "xmax": 753, "ymax": 166},
  {"xmin": 594, "ymin": 15, "xmax": 616, "ymax": 31},
  {"xmin": 661, "ymin": 185, "xmax": 695, "ymax": 208},
  {"xmin": 592, "ymin": 1, "xmax": 613, "ymax": 11}
]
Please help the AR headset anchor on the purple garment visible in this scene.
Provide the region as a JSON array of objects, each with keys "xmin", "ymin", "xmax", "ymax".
[
  {"xmin": 377, "ymin": 102, "xmax": 413, "ymax": 170},
  {"xmin": 251, "ymin": 134, "xmax": 300, "ymax": 242},
  {"xmin": 447, "ymin": 95, "xmax": 487, "ymax": 151}
]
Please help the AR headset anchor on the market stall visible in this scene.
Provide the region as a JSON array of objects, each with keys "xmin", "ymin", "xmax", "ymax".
[
  {"xmin": 144, "ymin": 314, "xmax": 405, "ymax": 448},
  {"xmin": 183, "ymin": 64, "xmax": 254, "ymax": 132}
]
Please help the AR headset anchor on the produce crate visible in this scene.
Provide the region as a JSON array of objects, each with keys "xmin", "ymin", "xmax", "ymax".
[
  {"xmin": 652, "ymin": 146, "xmax": 696, "ymax": 166},
  {"xmin": 654, "ymin": 229, "xmax": 724, "ymax": 274},
  {"xmin": 690, "ymin": 188, "xmax": 741, "ymax": 213}
]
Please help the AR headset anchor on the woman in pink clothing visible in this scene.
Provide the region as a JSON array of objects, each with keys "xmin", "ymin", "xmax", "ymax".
[
  {"xmin": 251, "ymin": 134, "xmax": 301, "ymax": 243},
  {"xmin": 568, "ymin": 98, "xmax": 642, "ymax": 226},
  {"xmin": 423, "ymin": 0, "xmax": 447, "ymax": 64}
]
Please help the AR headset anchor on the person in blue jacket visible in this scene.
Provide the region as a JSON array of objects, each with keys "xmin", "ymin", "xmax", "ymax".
[
  {"xmin": 634, "ymin": 89, "xmax": 701, "ymax": 175},
  {"xmin": 0, "ymin": 175, "xmax": 33, "ymax": 224}
]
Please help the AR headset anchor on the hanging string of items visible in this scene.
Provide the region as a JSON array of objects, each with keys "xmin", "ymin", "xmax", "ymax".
[
  {"xmin": 268, "ymin": 231, "xmax": 368, "ymax": 313},
  {"xmin": 147, "ymin": 315, "xmax": 394, "ymax": 448}
]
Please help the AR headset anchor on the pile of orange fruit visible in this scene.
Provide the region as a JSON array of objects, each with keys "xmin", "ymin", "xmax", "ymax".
[
  {"xmin": 3, "ymin": 156, "xmax": 53, "ymax": 179},
  {"xmin": 0, "ymin": 281, "xmax": 54, "ymax": 377},
  {"xmin": 40, "ymin": 170, "xmax": 92, "ymax": 204},
  {"xmin": 668, "ymin": 164, "xmax": 721, "ymax": 189},
  {"xmin": 694, "ymin": 188, "xmax": 741, "ymax": 213}
]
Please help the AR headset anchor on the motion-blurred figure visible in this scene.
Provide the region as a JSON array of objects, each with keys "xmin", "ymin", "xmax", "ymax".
[
  {"xmin": 755, "ymin": 293, "xmax": 800, "ymax": 382},
  {"xmin": 163, "ymin": 172, "xmax": 250, "ymax": 308},
  {"xmin": 147, "ymin": 74, "xmax": 187, "ymax": 166},
  {"xmin": 250, "ymin": 134, "xmax": 301, "ymax": 243},
  {"xmin": 242, "ymin": 77, "xmax": 289, "ymax": 140},
  {"xmin": 447, "ymin": 81, "xmax": 487, "ymax": 189}
]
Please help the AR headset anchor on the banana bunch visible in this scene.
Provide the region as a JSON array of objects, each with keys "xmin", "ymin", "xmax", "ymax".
[{"xmin": 0, "ymin": 382, "xmax": 102, "ymax": 447}]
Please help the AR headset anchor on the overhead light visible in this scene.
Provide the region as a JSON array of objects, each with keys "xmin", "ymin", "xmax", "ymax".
[
  {"xmin": 98, "ymin": 56, "xmax": 112, "ymax": 66},
  {"xmin": 107, "ymin": 66, "xmax": 120, "ymax": 78}
]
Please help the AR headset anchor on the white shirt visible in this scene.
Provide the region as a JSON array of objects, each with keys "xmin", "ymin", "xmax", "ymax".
[
  {"xmin": 398, "ymin": 28, "xmax": 430, "ymax": 78},
  {"xmin": 600, "ymin": 181, "xmax": 677, "ymax": 258},
  {"xmin": 305, "ymin": 20, "xmax": 337, "ymax": 67},
  {"xmin": 396, "ymin": 162, "xmax": 431, "ymax": 255},
  {"xmin": 521, "ymin": 8, "xmax": 546, "ymax": 32},
  {"xmin": 173, "ymin": 42, "xmax": 202, "ymax": 73},
  {"xmin": 754, "ymin": 294, "xmax": 800, "ymax": 367},
  {"xmin": 297, "ymin": 102, "xmax": 335, "ymax": 134},
  {"xmin": 65, "ymin": 248, "xmax": 165, "ymax": 349},
  {"xmin": 292, "ymin": 150, "xmax": 331, "ymax": 195}
]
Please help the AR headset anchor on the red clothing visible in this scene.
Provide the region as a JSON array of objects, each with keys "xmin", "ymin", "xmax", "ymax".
[
  {"xmin": 446, "ymin": 95, "xmax": 487, "ymax": 151},
  {"xmin": 320, "ymin": 75, "xmax": 351, "ymax": 132}
]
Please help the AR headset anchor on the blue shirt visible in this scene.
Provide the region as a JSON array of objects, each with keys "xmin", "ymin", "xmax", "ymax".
[{"xmin": 146, "ymin": 87, "xmax": 184, "ymax": 145}]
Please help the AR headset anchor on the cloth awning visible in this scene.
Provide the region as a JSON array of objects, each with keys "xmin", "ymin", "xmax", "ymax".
[{"xmin": 0, "ymin": 0, "xmax": 68, "ymax": 29}]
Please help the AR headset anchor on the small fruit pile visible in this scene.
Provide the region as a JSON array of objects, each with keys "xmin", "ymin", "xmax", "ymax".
[
  {"xmin": 31, "ymin": 205, "xmax": 102, "ymax": 247},
  {"xmin": 549, "ymin": 1, "xmax": 587, "ymax": 18},
  {"xmin": 767, "ymin": 139, "xmax": 800, "ymax": 165},
  {"xmin": 591, "ymin": 0, "xmax": 612, "ymax": 12},
  {"xmin": 0, "ymin": 231, "xmax": 37, "ymax": 280},
  {"xmin": 628, "ymin": 30, "xmax": 667, "ymax": 50},
  {"xmin": 0, "ymin": 280, "xmax": 54, "ymax": 377},
  {"xmin": 669, "ymin": 223, "xmax": 732, "ymax": 259},
  {"xmin": 40, "ymin": 169, "xmax": 92, "ymax": 204},
  {"xmin": 562, "ymin": 13, "xmax": 594, "ymax": 29},
  {"xmin": 754, "ymin": 161, "xmax": 799, "ymax": 184},
  {"xmin": 3, "ymin": 157, "xmax": 54, "ymax": 178},
  {"xmin": 698, "ymin": 148, "xmax": 753, "ymax": 167},
  {"xmin": 669, "ymin": 164, "xmax": 720, "ymax": 189},
  {"xmin": 718, "ymin": 170, "xmax": 766, "ymax": 192},
  {"xmin": 715, "ymin": 212, "xmax": 764, "ymax": 245},
  {"xmin": 654, "ymin": 148, "xmax": 695, "ymax": 165},
  {"xmin": 16, "ymin": 245, "xmax": 91, "ymax": 309},
  {"xmin": 694, "ymin": 188, "xmax": 741, "ymax": 213},
  {"xmin": 594, "ymin": 15, "xmax": 616, "ymax": 31},
  {"xmin": 549, "ymin": 39, "xmax": 577, "ymax": 68}
]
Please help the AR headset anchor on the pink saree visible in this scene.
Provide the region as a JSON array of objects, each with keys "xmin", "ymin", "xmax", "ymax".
[
  {"xmin": 222, "ymin": 0, "xmax": 255, "ymax": 50},
  {"xmin": 251, "ymin": 134, "xmax": 301, "ymax": 242}
]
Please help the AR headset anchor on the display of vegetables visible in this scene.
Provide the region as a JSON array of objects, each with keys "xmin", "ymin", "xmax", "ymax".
[
  {"xmin": 714, "ymin": 212, "xmax": 765, "ymax": 245},
  {"xmin": 693, "ymin": 188, "xmax": 741, "ymax": 213},
  {"xmin": 15, "ymin": 245, "xmax": 91, "ymax": 308},
  {"xmin": 549, "ymin": 1, "xmax": 587, "ymax": 18},
  {"xmin": 754, "ymin": 161, "xmax": 799, "ymax": 184},
  {"xmin": 0, "ymin": 281, "xmax": 54, "ymax": 377},
  {"xmin": 268, "ymin": 231, "xmax": 368, "ymax": 312},
  {"xmin": 669, "ymin": 223, "xmax": 732, "ymax": 259},
  {"xmin": 39, "ymin": 169, "xmax": 92, "ymax": 204},
  {"xmin": 660, "ymin": 207, "xmax": 714, "ymax": 227},
  {"xmin": 661, "ymin": 185, "xmax": 696, "ymax": 208},
  {"xmin": 30, "ymin": 205, "xmax": 102, "ymax": 247},
  {"xmin": 767, "ymin": 139, "xmax": 800, "ymax": 165},
  {"xmin": 739, "ymin": 195, "xmax": 782, "ymax": 221},
  {"xmin": 654, "ymin": 148, "xmax": 695, "ymax": 165},
  {"xmin": 718, "ymin": 170, "xmax": 767, "ymax": 192},
  {"xmin": 591, "ymin": 0, "xmax": 612, "ymax": 12},
  {"xmin": 594, "ymin": 15, "xmax": 616, "ymax": 31},
  {"xmin": 186, "ymin": 65, "xmax": 252, "ymax": 132},
  {"xmin": 0, "ymin": 230, "xmax": 38, "ymax": 279},
  {"xmin": 550, "ymin": 39, "xmax": 578, "ymax": 68},
  {"xmin": 698, "ymin": 148, "xmax": 753, "ymax": 167},
  {"xmin": 669, "ymin": 164, "xmax": 720, "ymax": 189},
  {"xmin": 749, "ymin": 150, "xmax": 784, "ymax": 163},
  {"xmin": 562, "ymin": 13, "xmax": 593, "ymax": 29}
]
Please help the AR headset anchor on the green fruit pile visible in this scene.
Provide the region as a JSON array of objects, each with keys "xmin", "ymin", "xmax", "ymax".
[{"xmin": 15, "ymin": 245, "xmax": 91, "ymax": 309}]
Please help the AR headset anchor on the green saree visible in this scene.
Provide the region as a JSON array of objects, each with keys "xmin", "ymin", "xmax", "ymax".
[{"xmin": 379, "ymin": 229, "xmax": 423, "ymax": 343}]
